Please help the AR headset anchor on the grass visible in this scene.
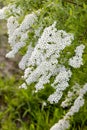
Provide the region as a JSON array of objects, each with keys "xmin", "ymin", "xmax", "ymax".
[{"xmin": 0, "ymin": 75, "xmax": 87, "ymax": 130}]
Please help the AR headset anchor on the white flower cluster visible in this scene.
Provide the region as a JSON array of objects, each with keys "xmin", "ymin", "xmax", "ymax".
[
  {"xmin": 0, "ymin": 4, "xmax": 22, "ymax": 19},
  {"xmin": 19, "ymin": 22, "xmax": 74, "ymax": 104},
  {"xmin": 19, "ymin": 83, "xmax": 27, "ymax": 89},
  {"xmin": 48, "ymin": 67, "xmax": 72, "ymax": 104},
  {"xmin": 61, "ymin": 83, "xmax": 80, "ymax": 108},
  {"xmin": 0, "ymin": 5, "xmax": 37, "ymax": 59},
  {"xmin": 6, "ymin": 12, "xmax": 37, "ymax": 58},
  {"xmin": 19, "ymin": 45, "xmax": 34, "ymax": 70},
  {"xmin": 50, "ymin": 83, "xmax": 87, "ymax": 130},
  {"xmin": 0, "ymin": 7, "xmax": 7, "ymax": 19},
  {"xmin": 0, "ymin": 4, "xmax": 86, "ymax": 130},
  {"xmin": 7, "ymin": 16, "xmax": 19, "ymax": 37},
  {"xmin": 69, "ymin": 44, "xmax": 85, "ymax": 68},
  {"xmin": 7, "ymin": 4, "xmax": 22, "ymax": 17},
  {"xmin": 50, "ymin": 119, "xmax": 70, "ymax": 130}
]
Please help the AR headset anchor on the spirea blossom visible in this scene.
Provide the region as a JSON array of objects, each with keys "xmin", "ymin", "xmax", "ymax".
[
  {"xmin": 0, "ymin": 4, "xmax": 86, "ymax": 129},
  {"xmin": 50, "ymin": 119, "xmax": 70, "ymax": 130},
  {"xmin": 0, "ymin": 4, "xmax": 22, "ymax": 19},
  {"xmin": 51, "ymin": 83, "xmax": 87, "ymax": 130},
  {"xmin": 0, "ymin": 7, "xmax": 7, "ymax": 19},
  {"xmin": 61, "ymin": 83, "xmax": 80, "ymax": 108},
  {"xmin": 19, "ymin": 22, "xmax": 74, "ymax": 104},
  {"xmin": 6, "ymin": 13, "xmax": 37, "ymax": 58},
  {"xmin": 19, "ymin": 83, "xmax": 27, "ymax": 89},
  {"xmin": 19, "ymin": 45, "xmax": 34, "ymax": 70},
  {"xmin": 7, "ymin": 16, "xmax": 19, "ymax": 37},
  {"xmin": 69, "ymin": 44, "xmax": 85, "ymax": 68},
  {"xmin": 8, "ymin": 13, "xmax": 37, "ymax": 46},
  {"xmin": 48, "ymin": 67, "xmax": 72, "ymax": 104}
]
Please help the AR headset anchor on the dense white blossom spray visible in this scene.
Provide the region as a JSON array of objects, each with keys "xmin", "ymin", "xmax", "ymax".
[{"xmin": 0, "ymin": 3, "xmax": 86, "ymax": 130}]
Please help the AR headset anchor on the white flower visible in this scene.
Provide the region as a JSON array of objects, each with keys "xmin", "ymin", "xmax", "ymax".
[
  {"xmin": 1, "ymin": 3, "xmax": 87, "ymax": 130},
  {"xmin": 6, "ymin": 12, "xmax": 37, "ymax": 58},
  {"xmin": 19, "ymin": 45, "xmax": 34, "ymax": 70},
  {"xmin": 6, "ymin": 41, "xmax": 26, "ymax": 58},
  {"xmin": 7, "ymin": 16, "xmax": 19, "ymax": 37},
  {"xmin": 61, "ymin": 83, "xmax": 80, "ymax": 108},
  {"xmin": 20, "ymin": 13, "xmax": 37, "ymax": 32},
  {"xmin": 75, "ymin": 44, "xmax": 85, "ymax": 56},
  {"xmin": 0, "ymin": 4, "xmax": 22, "ymax": 20},
  {"xmin": 50, "ymin": 119, "xmax": 70, "ymax": 130},
  {"xmin": 80, "ymin": 83, "xmax": 87, "ymax": 95},
  {"xmin": 51, "ymin": 83, "xmax": 87, "ymax": 130},
  {"xmin": 18, "ymin": 22, "xmax": 74, "ymax": 102},
  {"xmin": 8, "ymin": 4, "xmax": 22, "ymax": 16},
  {"xmin": 52, "ymin": 68, "xmax": 72, "ymax": 86},
  {"xmin": 0, "ymin": 7, "xmax": 6, "ymax": 19},
  {"xmin": 69, "ymin": 44, "xmax": 85, "ymax": 68},
  {"xmin": 19, "ymin": 83, "xmax": 27, "ymax": 89},
  {"xmin": 9, "ymin": 13, "xmax": 37, "ymax": 45},
  {"xmin": 48, "ymin": 68, "xmax": 72, "ymax": 104},
  {"xmin": 48, "ymin": 91, "xmax": 63, "ymax": 104}
]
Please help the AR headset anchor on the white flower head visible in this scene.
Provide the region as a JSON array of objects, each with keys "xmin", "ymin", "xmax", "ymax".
[{"xmin": 69, "ymin": 44, "xmax": 85, "ymax": 68}]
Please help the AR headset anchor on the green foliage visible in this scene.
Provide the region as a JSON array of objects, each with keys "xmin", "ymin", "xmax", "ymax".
[{"xmin": 0, "ymin": 76, "xmax": 63, "ymax": 130}]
